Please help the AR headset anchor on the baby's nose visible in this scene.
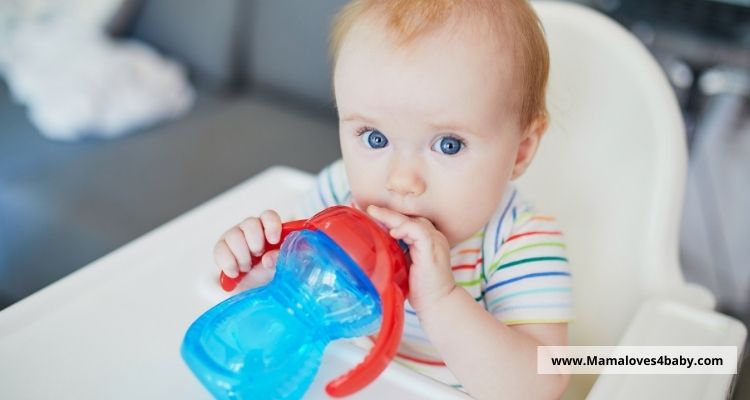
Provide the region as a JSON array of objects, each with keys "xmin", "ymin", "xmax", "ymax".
[{"xmin": 386, "ymin": 162, "xmax": 426, "ymax": 197}]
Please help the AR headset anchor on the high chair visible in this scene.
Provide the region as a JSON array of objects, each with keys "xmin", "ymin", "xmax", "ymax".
[{"xmin": 517, "ymin": 1, "xmax": 747, "ymax": 398}]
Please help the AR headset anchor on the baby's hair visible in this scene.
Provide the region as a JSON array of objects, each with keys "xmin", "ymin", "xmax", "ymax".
[{"xmin": 330, "ymin": 0, "xmax": 550, "ymax": 131}]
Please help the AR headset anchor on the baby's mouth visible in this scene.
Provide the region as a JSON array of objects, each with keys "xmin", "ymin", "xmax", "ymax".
[
  {"xmin": 389, "ymin": 209, "xmax": 423, "ymax": 221},
  {"xmin": 360, "ymin": 201, "xmax": 436, "ymax": 227},
  {"xmin": 402, "ymin": 213, "xmax": 437, "ymax": 228},
  {"xmin": 383, "ymin": 206, "xmax": 430, "ymax": 223}
]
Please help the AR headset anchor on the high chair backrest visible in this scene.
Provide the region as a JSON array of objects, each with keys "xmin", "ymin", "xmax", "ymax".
[{"xmin": 517, "ymin": 1, "xmax": 688, "ymax": 346}]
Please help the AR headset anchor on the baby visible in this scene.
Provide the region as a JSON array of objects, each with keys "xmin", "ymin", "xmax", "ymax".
[{"xmin": 213, "ymin": 0, "xmax": 572, "ymax": 398}]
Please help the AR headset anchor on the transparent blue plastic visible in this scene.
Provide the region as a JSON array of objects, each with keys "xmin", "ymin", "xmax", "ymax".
[{"xmin": 181, "ymin": 230, "xmax": 383, "ymax": 400}]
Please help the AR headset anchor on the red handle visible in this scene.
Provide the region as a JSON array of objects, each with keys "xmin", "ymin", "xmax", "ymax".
[
  {"xmin": 325, "ymin": 283, "xmax": 405, "ymax": 397},
  {"xmin": 218, "ymin": 219, "xmax": 307, "ymax": 292}
]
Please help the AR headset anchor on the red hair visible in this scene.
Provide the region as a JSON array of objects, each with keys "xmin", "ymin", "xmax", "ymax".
[{"xmin": 330, "ymin": 0, "xmax": 550, "ymax": 130}]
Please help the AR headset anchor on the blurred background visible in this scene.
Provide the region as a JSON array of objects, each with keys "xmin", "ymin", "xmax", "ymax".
[{"xmin": 0, "ymin": 0, "xmax": 748, "ymax": 397}]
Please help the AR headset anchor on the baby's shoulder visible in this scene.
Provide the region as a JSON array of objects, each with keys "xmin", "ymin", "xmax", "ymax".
[
  {"xmin": 293, "ymin": 159, "xmax": 350, "ymax": 219},
  {"xmin": 482, "ymin": 186, "xmax": 565, "ymax": 258},
  {"xmin": 314, "ymin": 158, "xmax": 351, "ymax": 205},
  {"xmin": 509, "ymin": 192, "xmax": 562, "ymax": 233}
]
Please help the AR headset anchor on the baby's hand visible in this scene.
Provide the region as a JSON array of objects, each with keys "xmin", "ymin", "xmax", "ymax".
[
  {"xmin": 213, "ymin": 210, "xmax": 282, "ymax": 290},
  {"xmin": 366, "ymin": 205, "xmax": 457, "ymax": 315}
]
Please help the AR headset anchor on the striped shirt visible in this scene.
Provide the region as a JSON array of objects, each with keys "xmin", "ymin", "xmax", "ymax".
[{"xmin": 294, "ymin": 159, "xmax": 573, "ymax": 387}]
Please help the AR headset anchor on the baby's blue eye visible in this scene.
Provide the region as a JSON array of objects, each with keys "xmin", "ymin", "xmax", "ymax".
[
  {"xmin": 362, "ymin": 129, "xmax": 388, "ymax": 149},
  {"xmin": 433, "ymin": 136, "xmax": 463, "ymax": 155}
]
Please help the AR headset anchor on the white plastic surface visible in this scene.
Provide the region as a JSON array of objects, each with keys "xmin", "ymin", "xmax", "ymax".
[
  {"xmin": 588, "ymin": 299, "xmax": 747, "ymax": 400},
  {"xmin": 525, "ymin": 0, "xmax": 691, "ymax": 348},
  {"xmin": 0, "ymin": 166, "xmax": 467, "ymax": 399},
  {"xmin": 522, "ymin": 2, "xmax": 745, "ymax": 398}
]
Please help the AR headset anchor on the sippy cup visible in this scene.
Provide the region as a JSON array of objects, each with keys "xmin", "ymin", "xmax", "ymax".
[{"xmin": 181, "ymin": 206, "xmax": 410, "ymax": 399}]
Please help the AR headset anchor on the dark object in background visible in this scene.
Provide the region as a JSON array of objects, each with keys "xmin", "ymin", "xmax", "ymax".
[
  {"xmin": 106, "ymin": 0, "xmax": 145, "ymax": 37},
  {"xmin": 0, "ymin": 1, "xmax": 347, "ymax": 310},
  {"xmin": 594, "ymin": 0, "xmax": 750, "ymax": 119},
  {"xmin": 611, "ymin": 0, "xmax": 750, "ymax": 45}
]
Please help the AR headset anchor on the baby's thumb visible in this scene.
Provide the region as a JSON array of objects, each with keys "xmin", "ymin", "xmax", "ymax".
[{"xmin": 261, "ymin": 250, "xmax": 280, "ymax": 270}]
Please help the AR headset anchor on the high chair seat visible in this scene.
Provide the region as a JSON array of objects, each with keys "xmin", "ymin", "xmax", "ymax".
[{"xmin": 517, "ymin": 1, "xmax": 747, "ymax": 398}]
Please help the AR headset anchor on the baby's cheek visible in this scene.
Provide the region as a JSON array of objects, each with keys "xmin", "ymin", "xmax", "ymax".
[
  {"xmin": 351, "ymin": 168, "xmax": 389, "ymax": 198},
  {"xmin": 347, "ymin": 189, "xmax": 379, "ymax": 211},
  {"xmin": 439, "ymin": 191, "xmax": 500, "ymax": 245}
]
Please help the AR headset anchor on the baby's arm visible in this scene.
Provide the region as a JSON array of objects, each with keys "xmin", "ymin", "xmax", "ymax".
[
  {"xmin": 367, "ymin": 205, "xmax": 569, "ymax": 400},
  {"xmin": 419, "ymin": 288, "xmax": 569, "ymax": 400}
]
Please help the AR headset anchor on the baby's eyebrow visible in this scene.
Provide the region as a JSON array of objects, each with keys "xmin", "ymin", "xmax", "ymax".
[
  {"xmin": 428, "ymin": 120, "xmax": 473, "ymax": 134},
  {"xmin": 340, "ymin": 113, "xmax": 377, "ymax": 125}
]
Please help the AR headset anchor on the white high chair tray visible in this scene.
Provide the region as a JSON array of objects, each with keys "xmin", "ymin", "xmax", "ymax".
[
  {"xmin": 587, "ymin": 298, "xmax": 746, "ymax": 400},
  {"xmin": 0, "ymin": 167, "xmax": 469, "ymax": 399}
]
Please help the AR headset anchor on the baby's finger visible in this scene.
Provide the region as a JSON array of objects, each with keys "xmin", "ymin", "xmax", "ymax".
[
  {"xmin": 391, "ymin": 220, "xmax": 432, "ymax": 246},
  {"xmin": 413, "ymin": 216, "xmax": 436, "ymax": 229},
  {"xmin": 261, "ymin": 250, "xmax": 280, "ymax": 270},
  {"xmin": 366, "ymin": 205, "xmax": 409, "ymax": 229},
  {"xmin": 259, "ymin": 210, "xmax": 282, "ymax": 244},
  {"xmin": 238, "ymin": 217, "xmax": 265, "ymax": 256},
  {"xmin": 223, "ymin": 228, "xmax": 252, "ymax": 272},
  {"xmin": 213, "ymin": 240, "xmax": 239, "ymax": 278},
  {"xmin": 237, "ymin": 253, "xmax": 277, "ymax": 290}
]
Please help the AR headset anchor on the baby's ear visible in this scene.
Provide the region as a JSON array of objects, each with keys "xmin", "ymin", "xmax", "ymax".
[{"xmin": 510, "ymin": 115, "xmax": 548, "ymax": 180}]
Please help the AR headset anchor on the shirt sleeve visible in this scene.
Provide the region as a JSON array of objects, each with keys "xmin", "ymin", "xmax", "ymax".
[
  {"xmin": 291, "ymin": 159, "xmax": 351, "ymax": 219},
  {"xmin": 482, "ymin": 203, "xmax": 573, "ymax": 325}
]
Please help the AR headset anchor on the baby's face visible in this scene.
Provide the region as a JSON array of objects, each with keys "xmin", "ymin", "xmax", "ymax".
[{"xmin": 334, "ymin": 18, "xmax": 526, "ymax": 246}]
